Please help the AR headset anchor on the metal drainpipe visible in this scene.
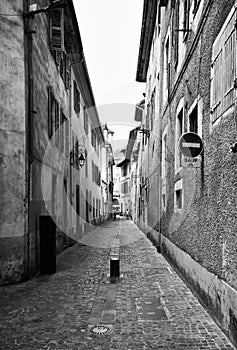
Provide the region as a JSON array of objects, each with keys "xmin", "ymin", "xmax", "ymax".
[
  {"xmin": 24, "ymin": 2, "xmax": 34, "ymax": 279},
  {"xmin": 68, "ymin": 58, "xmax": 83, "ymax": 235}
]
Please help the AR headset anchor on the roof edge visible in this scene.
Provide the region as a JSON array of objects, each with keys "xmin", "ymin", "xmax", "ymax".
[{"xmin": 136, "ymin": 0, "xmax": 158, "ymax": 82}]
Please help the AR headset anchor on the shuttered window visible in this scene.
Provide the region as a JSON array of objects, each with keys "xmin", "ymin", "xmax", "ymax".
[
  {"xmin": 173, "ymin": 0, "xmax": 179, "ymax": 67},
  {"xmin": 84, "ymin": 107, "xmax": 88, "ymax": 134},
  {"xmin": 49, "ymin": 8, "xmax": 64, "ymax": 51},
  {"xmin": 183, "ymin": 0, "xmax": 190, "ymax": 39},
  {"xmin": 74, "ymin": 81, "xmax": 80, "ymax": 113},
  {"xmin": 48, "ymin": 87, "xmax": 54, "ymax": 139},
  {"xmin": 48, "ymin": 87, "xmax": 59, "ymax": 140},
  {"xmin": 65, "ymin": 55, "xmax": 71, "ymax": 89},
  {"xmin": 55, "ymin": 100, "xmax": 59, "ymax": 144},
  {"xmin": 60, "ymin": 111, "xmax": 67, "ymax": 153},
  {"xmin": 210, "ymin": 7, "xmax": 236, "ymax": 124}
]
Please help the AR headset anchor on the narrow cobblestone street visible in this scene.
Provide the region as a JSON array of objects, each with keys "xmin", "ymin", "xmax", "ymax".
[{"xmin": 0, "ymin": 218, "xmax": 235, "ymax": 350}]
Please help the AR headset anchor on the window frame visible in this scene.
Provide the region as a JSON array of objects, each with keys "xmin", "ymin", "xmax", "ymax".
[{"xmin": 73, "ymin": 81, "xmax": 80, "ymax": 114}]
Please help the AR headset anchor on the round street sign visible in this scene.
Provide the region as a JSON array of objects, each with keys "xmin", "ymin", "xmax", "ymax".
[{"xmin": 178, "ymin": 132, "xmax": 203, "ymax": 158}]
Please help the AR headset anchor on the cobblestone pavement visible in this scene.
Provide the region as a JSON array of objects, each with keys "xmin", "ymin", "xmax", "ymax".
[{"xmin": 0, "ymin": 218, "xmax": 236, "ymax": 350}]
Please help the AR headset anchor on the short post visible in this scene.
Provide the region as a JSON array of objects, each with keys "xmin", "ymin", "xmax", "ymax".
[{"xmin": 110, "ymin": 254, "xmax": 120, "ymax": 282}]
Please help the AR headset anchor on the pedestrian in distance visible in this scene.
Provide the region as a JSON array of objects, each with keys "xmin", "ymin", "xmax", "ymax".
[{"xmin": 126, "ymin": 209, "xmax": 129, "ymax": 220}]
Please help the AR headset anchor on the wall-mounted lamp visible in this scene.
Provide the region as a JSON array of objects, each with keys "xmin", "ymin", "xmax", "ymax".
[
  {"xmin": 78, "ymin": 152, "xmax": 86, "ymax": 167},
  {"xmin": 139, "ymin": 127, "xmax": 150, "ymax": 138},
  {"xmin": 70, "ymin": 145, "xmax": 86, "ymax": 168}
]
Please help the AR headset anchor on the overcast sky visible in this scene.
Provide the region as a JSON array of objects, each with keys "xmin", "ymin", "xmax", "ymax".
[{"xmin": 73, "ymin": 0, "xmax": 145, "ymax": 143}]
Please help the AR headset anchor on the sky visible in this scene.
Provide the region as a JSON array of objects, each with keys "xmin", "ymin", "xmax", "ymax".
[{"xmin": 73, "ymin": 0, "xmax": 145, "ymax": 144}]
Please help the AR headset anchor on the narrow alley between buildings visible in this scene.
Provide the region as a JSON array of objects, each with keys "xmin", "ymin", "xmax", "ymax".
[{"xmin": 0, "ymin": 218, "xmax": 235, "ymax": 350}]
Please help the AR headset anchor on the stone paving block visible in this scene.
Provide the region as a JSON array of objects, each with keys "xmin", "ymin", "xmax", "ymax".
[{"xmin": 0, "ymin": 218, "xmax": 236, "ymax": 349}]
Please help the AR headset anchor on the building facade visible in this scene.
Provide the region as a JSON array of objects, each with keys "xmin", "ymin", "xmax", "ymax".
[
  {"xmin": 101, "ymin": 124, "xmax": 114, "ymax": 220},
  {"xmin": 136, "ymin": 0, "xmax": 237, "ymax": 345},
  {"xmin": 0, "ymin": 0, "xmax": 106, "ymax": 284}
]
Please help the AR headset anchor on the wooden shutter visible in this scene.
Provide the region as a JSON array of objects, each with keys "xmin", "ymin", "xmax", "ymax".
[
  {"xmin": 173, "ymin": 0, "xmax": 179, "ymax": 66},
  {"xmin": 48, "ymin": 86, "xmax": 53, "ymax": 138},
  {"xmin": 74, "ymin": 81, "xmax": 80, "ymax": 113},
  {"xmin": 65, "ymin": 55, "xmax": 71, "ymax": 89},
  {"xmin": 183, "ymin": 0, "xmax": 190, "ymax": 37},
  {"xmin": 60, "ymin": 110, "xmax": 66, "ymax": 152},
  {"xmin": 49, "ymin": 8, "xmax": 64, "ymax": 51},
  {"xmin": 223, "ymin": 9, "xmax": 236, "ymax": 113},
  {"xmin": 55, "ymin": 100, "xmax": 59, "ymax": 144},
  {"xmin": 210, "ymin": 6, "xmax": 236, "ymax": 123},
  {"xmin": 173, "ymin": 0, "xmax": 179, "ymax": 67}
]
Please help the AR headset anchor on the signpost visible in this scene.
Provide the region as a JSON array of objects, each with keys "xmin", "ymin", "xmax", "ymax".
[{"xmin": 179, "ymin": 132, "xmax": 203, "ymax": 168}]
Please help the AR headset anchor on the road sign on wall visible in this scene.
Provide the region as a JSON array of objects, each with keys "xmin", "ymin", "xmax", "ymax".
[
  {"xmin": 179, "ymin": 132, "xmax": 203, "ymax": 158},
  {"xmin": 181, "ymin": 156, "xmax": 201, "ymax": 168}
]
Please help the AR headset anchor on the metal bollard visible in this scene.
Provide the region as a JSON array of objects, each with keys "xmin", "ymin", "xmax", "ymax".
[{"xmin": 110, "ymin": 255, "xmax": 120, "ymax": 281}]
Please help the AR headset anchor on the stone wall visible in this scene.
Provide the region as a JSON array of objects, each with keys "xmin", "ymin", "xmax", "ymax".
[
  {"xmin": 139, "ymin": 0, "xmax": 237, "ymax": 345},
  {"xmin": 0, "ymin": 0, "xmax": 26, "ymax": 284}
]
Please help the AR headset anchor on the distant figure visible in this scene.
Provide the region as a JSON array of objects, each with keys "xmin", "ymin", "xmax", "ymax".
[
  {"xmin": 126, "ymin": 209, "xmax": 129, "ymax": 220},
  {"xmin": 113, "ymin": 212, "xmax": 116, "ymax": 221}
]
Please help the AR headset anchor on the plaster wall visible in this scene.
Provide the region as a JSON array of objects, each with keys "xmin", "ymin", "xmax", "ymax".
[
  {"xmin": 160, "ymin": 233, "xmax": 237, "ymax": 347},
  {"xmin": 139, "ymin": 0, "xmax": 237, "ymax": 345},
  {"xmin": 0, "ymin": 0, "xmax": 26, "ymax": 283}
]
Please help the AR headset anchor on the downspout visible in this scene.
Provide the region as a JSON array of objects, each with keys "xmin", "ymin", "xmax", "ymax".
[
  {"xmin": 24, "ymin": 0, "xmax": 34, "ymax": 279},
  {"xmin": 69, "ymin": 57, "xmax": 84, "ymax": 234}
]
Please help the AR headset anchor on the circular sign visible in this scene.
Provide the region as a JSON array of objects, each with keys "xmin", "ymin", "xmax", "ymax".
[{"xmin": 178, "ymin": 132, "xmax": 203, "ymax": 158}]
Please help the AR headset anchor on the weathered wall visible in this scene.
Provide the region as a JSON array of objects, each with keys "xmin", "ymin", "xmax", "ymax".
[
  {"xmin": 160, "ymin": 233, "xmax": 237, "ymax": 347},
  {"xmin": 140, "ymin": 0, "xmax": 237, "ymax": 345},
  {"xmin": 0, "ymin": 0, "xmax": 26, "ymax": 284},
  {"xmin": 160, "ymin": 0, "xmax": 237, "ymax": 288},
  {"xmin": 29, "ymin": 8, "xmax": 70, "ymax": 276}
]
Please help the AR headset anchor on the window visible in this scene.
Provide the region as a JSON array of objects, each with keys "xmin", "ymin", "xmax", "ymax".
[
  {"xmin": 92, "ymin": 160, "xmax": 94, "ymax": 182},
  {"xmin": 175, "ymin": 104, "xmax": 184, "ymax": 172},
  {"xmin": 174, "ymin": 179, "xmax": 183, "ymax": 211},
  {"xmin": 74, "ymin": 81, "xmax": 80, "ymax": 113},
  {"xmin": 60, "ymin": 51, "xmax": 65, "ymax": 79},
  {"xmin": 75, "ymin": 140, "xmax": 79, "ymax": 169},
  {"xmin": 65, "ymin": 55, "xmax": 70, "ymax": 88},
  {"xmin": 48, "ymin": 87, "xmax": 60, "ymax": 141},
  {"xmin": 162, "ymin": 193, "xmax": 166, "ymax": 209},
  {"xmin": 55, "ymin": 101, "xmax": 59, "ymax": 144},
  {"xmin": 48, "ymin": 87, "xmax": 54, "ymax": 139},
  {"xmin": 91, "ymin": 127, "xmax": 97, "ymax": 149},
  {"xmin": 52, "ymin": 174, "xmax": 57, "ymax": 215},
  {"xmin": 189, "ymin": 105, "xmax": 198, "ymax": 133},
  {"xmin": 150, "ymin": 91, "xmax": 155, "ymax": 131},
  {"xmin": 93, "ymin": 197, "xmax": 95, "ymax": 219},
  {"xmin": 121, "ymin": 181, "xmax": 128, "ymax": 194},
  {"xmin": 91, "ymin": 162, "xmax": 100, "ymax": 186},
  {"xmin": 176, "ymin": 189, "xmax": 182, "ymax": 209},
  {"xmin": 122, "ymin": 164, "xmax": 128, "ymax": 177},
  {"xmin": 210, "ymin": 6, "xmax": 236, "ymax": 125},
  {"xmin": 162, "ymin": 133, "xmax": 168, "ymax": 180},
  {"xmin": 60, "ymin": 111, "xmax": 67, "ymax": 152},
  {"xmin": 164, "ymin": 36, "xmax": 170, "ymax": 101},
  {"xmin": 84, "ymin": 107, "xmax": 88, "ymax": 134},
  {"xmin": 65, "ymin": 116, "xmax": 69, "ymax": 154},
  {"xmin": 86, "ymin": 190, "xmax": 89, "ymax": 222},
  {"xmin": 183, "ymin": 0, "xmax": 190, "ymax": 39},
  {"xmin": 173, "ymin": 0, "xmax": 179, "ymax": 67},
  {"xmin": 49, "ymin": 7, "xmax": 64, "ymax": 51}
]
